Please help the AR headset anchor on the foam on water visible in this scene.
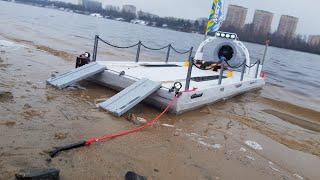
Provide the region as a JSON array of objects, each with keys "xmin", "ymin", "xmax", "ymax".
[
  {"xmin": 245, "ymin": 140, "xmax": 263, "ymax": 150},
  {"xmin": 0, "ymin": 40, "xmax": 24, "ymax": 50}
]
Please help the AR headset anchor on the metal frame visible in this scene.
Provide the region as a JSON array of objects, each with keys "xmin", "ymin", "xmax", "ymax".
[
  {"xmin": 92, "ymin": 35, "xmax": 99, "ymax": 62},
  {"xmin": 185, "ymin": 47, "xmax": 194, "ymax": 91},
  {"xmin": 90, "ymin": 35, "xmax": 267, "ymax": 91},
  {"xmin": 92, "ymin": 35, "xmax": 192, "ymax": 64}
]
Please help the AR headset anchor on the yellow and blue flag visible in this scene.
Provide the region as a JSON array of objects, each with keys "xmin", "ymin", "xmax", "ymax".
[{"xmin": 206, "ymin": 0, "xmax": 224, "ymax": 33}]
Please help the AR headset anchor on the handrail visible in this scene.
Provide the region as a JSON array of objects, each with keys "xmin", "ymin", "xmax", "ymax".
[
  {"xmin": 98, "ymin": 37, "xmax": 140, "ymax": 49},
  {"xmin": 140, "ymin": 43, "xmax": 170, "ymax": 51},
  {"xmin": 170, "ymin": 45, "xmax": 193, "ymax": 54},
  {"xmin": 190, "ymin": 58, "xmax": 262, "ymax": 86},
  {"xmin": 92, "ymin": 35, "xmax": 193, "ymax": 63},
  {"xmin": 98, "ymin": 36, "xmax": 192, "ymax": 54}
]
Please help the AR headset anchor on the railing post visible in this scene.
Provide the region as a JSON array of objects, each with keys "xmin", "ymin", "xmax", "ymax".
[
  {"xmin": 185, "ymin": 47, "xmax": 193, "ymax": 91},
  {"xmin": 255, "ymin": 60, "xmax": 261, "ymax": 78},
  {"xmin": 240, "ymin": 62, "xmax": 246, "ymax": 81},
  {"xmin": 92, "ymin": 35, "xmax": 99, "ymax": 62},
  {"xmin": 218, "ymin": 63, "xmax": 225, "ymax": 85},
  {"xmin": 165, "ymin": 44, "xmax": 171, "ymax": 63},
  {"xmin": 135, "ymin": 41, "xmax": 141, "ymax": 63},
  {"xmin": 261, "ymin": 40, "xmax": 269, "ymax": 65}
]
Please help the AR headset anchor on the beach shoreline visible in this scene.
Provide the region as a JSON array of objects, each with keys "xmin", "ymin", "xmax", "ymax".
[{"xmin": 1, "ymin": 36, "xmax": 319, "ymax": 179}]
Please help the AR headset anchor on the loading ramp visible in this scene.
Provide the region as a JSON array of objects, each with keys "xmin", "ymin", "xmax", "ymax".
[
  {"xmin": 47, "ymin": 63, "xmax": 106, "ymax": 89},
  {"xmin": 99, "ymin": 78, "xmax": 162, "ymax": 117}
]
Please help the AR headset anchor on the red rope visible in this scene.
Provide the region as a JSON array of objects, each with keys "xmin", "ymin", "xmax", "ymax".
[{"xmin": 84, "ymin": 95, "xmax": 179, "ymax": 146}]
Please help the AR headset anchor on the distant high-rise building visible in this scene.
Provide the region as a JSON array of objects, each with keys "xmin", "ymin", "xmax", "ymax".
[
  {"xmin": 277, "ymin": 15, "xmax": 299, "ymax": 38},
  {"xmin": 78, "ymin": 0, "xmax": 82, "ymax": 6},
  {"xmin": 122, "ymin": 5, "xmax": 137, "ymax": 14},
  {"xmin": 224, "ymin": 5, "xmax": 248, "ymax": 29},
  {"xmin": 308, "ymin": 35, "xmax": 320, "ymax": 47},
  {"xmin": 252, "ymin": 10, "xmax": 273, "ymax": 35},
  {"xmin": 82, "ymin": 0, "xmax": 102, "ymax": 11},
  {"xmin": 105, "ymin": 5, "xmax": 120, "ymax": 12}
]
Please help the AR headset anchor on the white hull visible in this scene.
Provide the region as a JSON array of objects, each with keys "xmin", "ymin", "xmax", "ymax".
[{"xmin": 90, "ymin": 61, "xmax": 265, "ymax": 114}]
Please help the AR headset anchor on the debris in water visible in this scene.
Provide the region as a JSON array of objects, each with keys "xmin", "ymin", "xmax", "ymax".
[
  {"xmin": 15, "ymin": 168, "xmax": 60, "ymax": 180},
  {"xmin": 23, "ymin": 103, "xmax": 32, "ymax": 109},
  {"xmin": 0, "ymin": 121, "xmax": 16, "ymax": 127},
  {"xmin": 126, "ymin": 114, "xmax": 147, "ymax": 125},
  {"xmin": 269, "ymin": 165, "xmax": 280, "ymax": 172},
  {"xmin": 198, "ymin": 140, "xmax": 210, "ymax": 147},
  {"xmin": 31, "ymin": 84, "xmax": 38, "ymax": 89},
  {"xmin": 0, "ymin": 91, "xmax": 13, "ymax": 102},
  {"xmin": 190, "ymin": 133, "xmax": 199, "ymax": 136},
  {"xmin": 23, "ymin": 109, "xmax": 43, "ymax": 120},
  {"xmin": 0, "ymin": 63, "xmax": 10, "ymax": 68},
  {"xmin": 212, "ymin": 144, "xmax": 222, "ymax": 149},
  {"xmin": 245, "ymin": 140, "xmax": 263, "ymax": 150},
  {"xmin": 54, "ymin": 132, "xmax": 68, "ymax": 140},
  {"xmin": 226, "ymin": 120, "xmax": 233, "ymax": 129},
  {"xmin": 245, "ymin": 155, "xmax": 255, "ymax": 161},
  {"xmin": 125, "ymin": 171, "xmax": 146, "ymax": 180},
  {"xmin": 161, "ymin": 123, "xmax": 175, "ymax": 128},
  {"xmin": 26, "ymin": 80, "xmax": 32, "ymax": 85},
  {"xmin": 135, "ymin": 117, "xmax": 147, "ymax": 125},
  {"xmin": 293, "ymin": 173, "xmax": 304, "ymax": 180},
  {"xmin": 198, "ymin": 141, "xmax": 222, "ymax": 150}
]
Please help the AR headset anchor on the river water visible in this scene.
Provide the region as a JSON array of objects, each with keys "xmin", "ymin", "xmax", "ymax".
[
  {"xmin": 0, "ymin": 1, "xmax": 319, "ymax": 111},
  {"xmin": 1, "ymin": 2, "xmax": 320, "ymax": 179}
]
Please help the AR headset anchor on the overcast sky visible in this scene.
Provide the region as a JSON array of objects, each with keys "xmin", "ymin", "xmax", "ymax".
[{"xmin": 64, "ymin": 0, "xmax": 319, "ymax": 35}]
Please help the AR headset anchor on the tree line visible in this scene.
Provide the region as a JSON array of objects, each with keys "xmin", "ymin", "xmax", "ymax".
[
  {"xmin": 6, "ymin": 0, "xmax": 320, "ymax": 55},
  {"xmin": 220, "ymin": 24, "xmax": 320, "ymax": 55}
]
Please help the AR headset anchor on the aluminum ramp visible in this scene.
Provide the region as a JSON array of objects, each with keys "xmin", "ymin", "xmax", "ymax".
[
  {"xmin": 99, "ymin": 78, "xmax": 161, "ymax": 117},
  {"xmin": 47, "ymin": 63, "xmax": 106, "ymax": 89}
]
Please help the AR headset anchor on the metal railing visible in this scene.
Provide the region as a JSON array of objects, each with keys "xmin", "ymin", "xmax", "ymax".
[
  {"xmin": 91, "ymin": 35, "xmax": 265, "ymax": 91},
  {"xmin": 217, "ymin": 59, "xmax": 262, "ymax": 85},
  {"xmin": 92, "ymin": 35, "xmax": 193, "ymax": 63}
]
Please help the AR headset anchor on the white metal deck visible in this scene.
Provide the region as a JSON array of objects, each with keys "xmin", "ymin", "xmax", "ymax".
[{"xmin": 96, "ymin": 61, "xmax": 257, "ymax": 90}]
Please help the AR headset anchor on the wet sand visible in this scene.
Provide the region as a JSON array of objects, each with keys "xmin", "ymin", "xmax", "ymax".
[{"xmin": 1, "ymin": 37, "xmax": 320, "ymax": 180}]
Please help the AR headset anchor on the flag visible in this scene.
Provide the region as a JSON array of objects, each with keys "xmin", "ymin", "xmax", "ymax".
[{"xmin": 206, "ymin": 0, "xmax": 224, "ymax": 33}]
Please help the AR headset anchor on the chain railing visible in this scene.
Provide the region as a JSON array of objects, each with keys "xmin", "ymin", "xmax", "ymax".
[
  {"xmin": 91, "ymin": 35, "xmax": 263, "ymax": 91},
  {"xmin": 190, "ymin": 57, "xmax": 262, "ymax": 86},
  {"xmin": 217, "ymin": 59, "xmax": 262, "ymax": 85},
  {"xmin": 92, "ymin": 35, "xmax": 193, "ymax": 63}
]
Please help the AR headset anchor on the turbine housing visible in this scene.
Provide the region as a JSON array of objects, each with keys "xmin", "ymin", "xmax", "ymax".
[
  {"xmin": 194, "ymin": 32, "xmax": 250, "ymax": 68},
  {"xmin": 214, "ymin": 41, "xmax": 238, "ymax": 62}
]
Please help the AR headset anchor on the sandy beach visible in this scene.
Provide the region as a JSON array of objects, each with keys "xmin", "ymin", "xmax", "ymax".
[
  {"xmin": 1, "ymin": 35, "xmax": 320, "ymax": 179},
  {"xmin": 0, "ymin": 2, "xmax": 320, "ymax": 179}
]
